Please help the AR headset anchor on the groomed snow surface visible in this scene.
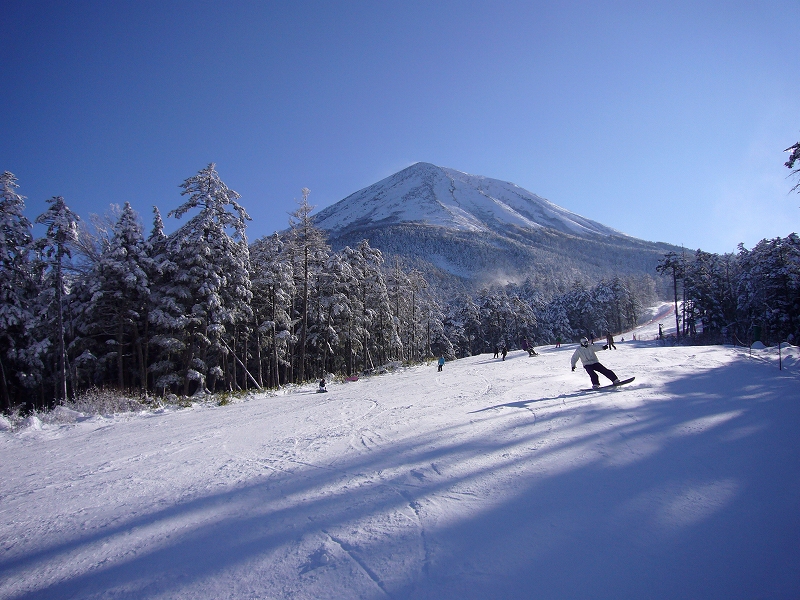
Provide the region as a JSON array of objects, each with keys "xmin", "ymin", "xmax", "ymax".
[{"xmin": 2, "ymin": 333, "xmax": 799, "ymax": 598}]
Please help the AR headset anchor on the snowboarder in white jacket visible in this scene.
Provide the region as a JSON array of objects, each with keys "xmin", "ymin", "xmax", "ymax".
[{"xmin": 571, "ymin": 337, "xmax": 621, "ymax": 389}]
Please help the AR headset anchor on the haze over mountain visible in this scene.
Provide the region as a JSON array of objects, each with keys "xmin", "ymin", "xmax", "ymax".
[{"xmin": 314, "ymin": 163, "xmax": 679, "ymax": 295}]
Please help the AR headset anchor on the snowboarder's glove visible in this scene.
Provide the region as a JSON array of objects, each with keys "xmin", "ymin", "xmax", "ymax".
[
  {"xmin": 603, "ymin": 344, "xmax": 608, "ymax": 350},
  {"xmin": 571, "ymin": 366, "xmax": 575, "ymax": 371}
]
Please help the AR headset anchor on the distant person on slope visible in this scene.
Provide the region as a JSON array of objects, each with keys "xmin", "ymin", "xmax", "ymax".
[
  {"xmin": 606, "ymin": 331, "xmax": 616, "ymax": 349},
  {"xmin": 521, "ymin": 337, "xmax": 538, "ymax": 356},
  {"xmin": 571, "ymin": 337, "xmax": 621, "ymax": 389},
  {"xmin": 437, "ymin": 356, "xmax": 445, "ymax": 372}
]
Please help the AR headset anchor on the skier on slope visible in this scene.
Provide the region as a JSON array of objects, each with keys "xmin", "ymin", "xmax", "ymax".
[{"xmin": 570, "ymin": 337, "xmax": 622, "ymax": 389}]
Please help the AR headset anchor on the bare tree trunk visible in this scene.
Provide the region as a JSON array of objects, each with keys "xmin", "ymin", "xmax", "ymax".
[
  {"xmin": 183, "ymin": 329, "xmax": 195, "ymax": 396},
  {"xmin": 0, "ymin": 355, "xmax": 11, "ymax": 414},
  {"xmin": 117, "ymin": 319, "xmax": 125, "ymax": 390},
  {"xmin": 299, "ymin": 246, "xmax": 309, "ymax": 382},
  {"xmin": 142, "ymin": 306, "xmax": 150, "ymax": 392},
  {"xmin": 231, "ymin": 334, "xmax": 238, "ymax": 390},
  {"xmin": 243, "ymin": 332, "xmax": 248, "ymax": 391},
  {"xmin": 272, "ymin": 324, "xmax": 280, "ymax": 388},
  {"xmin": 256, "ymin": 329, "xmax": 263, "ymax": 388},
  {"xmin": 673, "ymin": 270, "xmax": 680, "ymax": 340},
  {"xmin": 56, "ymin": 261, "xmax": 67, "ymax": 403},
  {"xmin": 133, "ymin": 325, "xmax": 146, "ymax": 393}
]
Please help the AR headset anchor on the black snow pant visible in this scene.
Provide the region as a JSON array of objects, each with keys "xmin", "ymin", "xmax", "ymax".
[{"xmin": 584, "ymin": 362, "xmax": 617, "ymax": 386}]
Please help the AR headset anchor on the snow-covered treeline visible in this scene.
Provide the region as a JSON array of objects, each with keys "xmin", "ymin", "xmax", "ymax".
[
  {"xmin": 657, "ymin": 237, "xmax": 800, "ymax": 345},
  {"xmin": 0, "ymin": 165, "xmax": 669, "ymax": 414},
  {"xmin": 442, "ymin": 275, "xmax": 656, "ymax": 357},
  {"xmin": 0, "ymin": 167, "xmax": 455, "ymax": 413},
  {"xmin": 3, "ymin": 163, "xmax": 797, "ymax": 413},
  {"xmin": 329, "ymin": 222, "xmax": 676, "ymax": 301}
]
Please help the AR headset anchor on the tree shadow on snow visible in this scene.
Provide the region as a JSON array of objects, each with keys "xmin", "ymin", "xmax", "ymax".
[{"xmin": 3, "ymin": 353, "xmax": 799, "ymax": 599}]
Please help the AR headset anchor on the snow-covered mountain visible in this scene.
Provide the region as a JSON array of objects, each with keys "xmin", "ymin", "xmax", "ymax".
[
  {"xmin": 315, "ymin": 162, "xmax": 623, "ymax": 238},
  {"xmin": 314, "ymin": 163, "xmax": 678, "ymax": 294}
]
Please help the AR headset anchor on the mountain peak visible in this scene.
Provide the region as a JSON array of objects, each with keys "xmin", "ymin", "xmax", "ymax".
[{"xmin": 314, "ymin": 163, "xmax": 623, "ymax": 239}]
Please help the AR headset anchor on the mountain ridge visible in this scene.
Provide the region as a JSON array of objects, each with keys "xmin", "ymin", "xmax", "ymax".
[
  {"xmin": 312, "ymin": 162, "xmax": 678, "ymax": 295},
  {"xmin": 314, "ymin": 162, "xmax": 625, "ymax": 239}
]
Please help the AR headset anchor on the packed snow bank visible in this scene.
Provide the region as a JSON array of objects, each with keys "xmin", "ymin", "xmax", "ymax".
[
  {"xmin": 1, "ymin": 343, "xmax": 798, "ymax": 599},
  {"xmin": 20, "ymin": 415, "xmax": 42, "ymax": 430}
]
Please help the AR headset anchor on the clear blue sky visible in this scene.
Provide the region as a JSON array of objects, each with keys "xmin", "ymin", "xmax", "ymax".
[{"xmin": 3, "ymin": 0, "xmax": 798, "ymax": 254}]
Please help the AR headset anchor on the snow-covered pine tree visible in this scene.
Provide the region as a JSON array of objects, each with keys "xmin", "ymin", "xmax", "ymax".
[
  {"xmin": 137, "ymin": 207, "xmax": 166, "ymax": 386},
  {"xmin": 148, "ymin": 206, "xmax": 166, "ymax": 248},
  {"xmin": 250, "ymin": 233, "xmax": 295, "ymax": 388},
  {"xmin": 286, "ymin": 188, "xmax": 329, "ymax": 383},
  {"xmin": 621, "ymin": 276, "xmax": 647, "ymax": 331},
  {"xmin": 35, "ymin": 196, "xmax": 80, "ymax": 402},
  {"xmin": 83, "ymin": 202, "xmax": 152, "ymax": 391},
  {"xmin": 147, "ymin": 205, "xmax": 190, "ymax": 395},
  {"xmin": 323, "ymin": 249, "xmax": 363, "ymax": 376},
  {"xmin": 785, "ymin": 141, "xmax": 800, "ymax": 194},
  {"xmin": 318, "ymin": 251, "xmax": 354, "ymax": 374},
  {"xmin": 560, "ymin": 282, "xmax": 591, "ymax": 340},
  {"xmin": 403, "ymin": 269, "xmax": 428, "ymax": 362},
  {"xmin": 592, "ymin": 280, "xmax": 615, "ymax": 337},
  {"xmin": 385, "ymin": 258, "xmax": 416, "ymax": 361},
  {"xmin": 165, "ymin": 164, "xmax": 252, "ymax": 395},
  {"xmin": 306, "ymin": 268, "xmax": 333, "ymax": 379},
  {"xmin": 541, "ymin": 295, "xmax": 573, "ymax": 343},
  {"xmin": 682, "ymin": 250, "xmax": 739, "ymax": 339},
  {"xmin": 656, "ymin": 252, "xmax": 684, "ymax": 340},
  {"xmin": 737, "ymin": 235, "xmax": 800, "ymax": 343},
  {"xmin": 447, "ymin": 294, "xmax": 483, "ymax": 356},
  {"xmin": 509, "ymin": 294, "xmax": 537, "ymax": 347},
  {"xmin": 477, "ymin": 290, "xmax": 501, "ymax": 352},
  {"xmin": 346, "ymin": 240, "xmax": 398, "ymax": 370},
  {"xmin": 0, "ymin": 173, "xmax": 42, "ymax": 411},
  {"xmin": 418, "ymin": 291, "xmax": 453, "ymax": 360}
]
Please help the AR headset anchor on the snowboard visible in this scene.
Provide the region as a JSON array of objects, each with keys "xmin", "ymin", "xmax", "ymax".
[{"xmin": 583, "ymin": 376, "xmax": 635, "ymax": 391}]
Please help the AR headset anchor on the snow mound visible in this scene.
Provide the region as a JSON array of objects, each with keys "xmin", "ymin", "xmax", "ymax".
[
  {"xmin": 0, "ymin": 415, "xmax": 12, "ymax": 431},
  {"xmin": 21, "ymin": 415, "xmax": 42, "ymax": 430},
  {"xmin": 751, "ymin": 341, "xmax": 767, "ymax": 349},
  {"xmin": 49, "ymin": 406, "xmax": 84, "ymax": 423}
]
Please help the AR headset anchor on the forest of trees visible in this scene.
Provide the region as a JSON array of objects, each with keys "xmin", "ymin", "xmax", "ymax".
[
  {"xmin": 1, "ymin": 163, "xmax": 797, "ymax": 413},
  {"xmin": 657, "ymin": 236, "xmax": 800, "ymax": 346}
]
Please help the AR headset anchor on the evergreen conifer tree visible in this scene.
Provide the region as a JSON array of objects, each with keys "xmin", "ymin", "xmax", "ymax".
[
  {"xmin": 164, "ymin": 164, "xmax": 252, "ymax": 394},
  {"xmin": 0, "ymin": 173, "xmax": 41, "ymax": 411},
  {"xmin": 35, "ymin": 196, "xmax": 80, "ymax": 402},
  {"xmin": 286, "ymin": 188, "xmax": 328, "ymax": 382},
  {"xmin": 86, "ymin": 202, "xmax": 152, "ymax": 391}
]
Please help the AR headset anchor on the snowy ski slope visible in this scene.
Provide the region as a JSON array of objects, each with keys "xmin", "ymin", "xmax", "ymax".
[{"xmin": 2, "ymin": 332, "xmax": 799, "ymax": 599}]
